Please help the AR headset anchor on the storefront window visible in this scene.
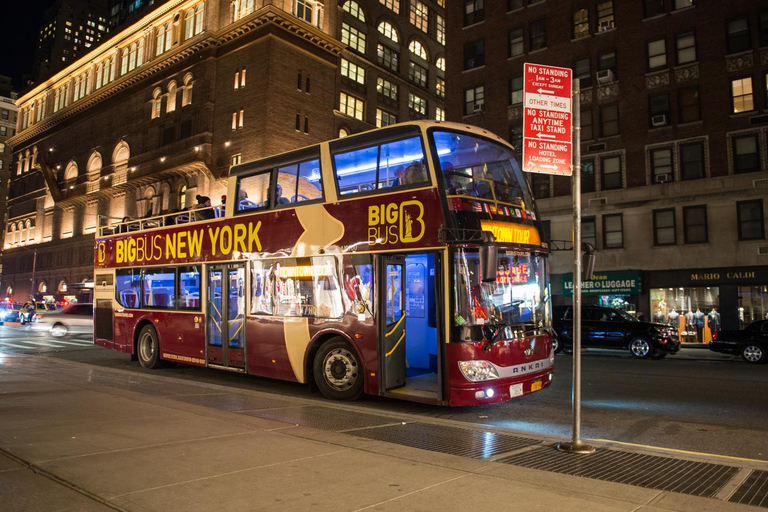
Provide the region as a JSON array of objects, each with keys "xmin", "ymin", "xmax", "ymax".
[
  {"xmin": 738, "ymin": 285, "xmax": 768, "ymax": 329},
  {"xmin": 650, "ymin": 287, "xmax": 719, "ymax": 343}
]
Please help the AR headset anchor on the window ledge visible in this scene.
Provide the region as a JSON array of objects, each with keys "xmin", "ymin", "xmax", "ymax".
[
  {"xmin": 725, "ymin": 49, "xmax": 753, "ymax": 59},
  {"xmin": 571, "ymin": 35, "xmax": 591, "ymax": 43},
  {"xmin": 645, "ymin": 68, "xmax": 669, "ymax": 77},
  {"xmin": 648, "ymin": 125, "xmax": 673, "ymax": 131},
  {"xmin": 528, "ymin": 48, "xmax": 548, "ymax": 55},
  {"xmin": 731, "ymin": 111, "xmax": 757, "ymax": 118},
  {"xmin": 642, "ymin": 14, "xmax": 666, "ymax": 22},
  {"xmin": 461, "ymin": 65, "xmax": 486, "ymax": 74},
  {"xmin": 671, "ymin": 6, "xmax": 695, "ymax": 15},
  {"xmin": 462, "ymin": 21, "xmax": 485, "ymax": 30},
  {"xmin": 678, "ymin": 120, "xmax": 704, "ymax": 127},
  {"xmin": 507, "ymin": 54, "xmax": 525, "ymax": 62},
  {"xmin": 596, "ymin": 27, "xmax": 616, "ymax": 35},
  {"xmin": 673, "ymin": 62, "xmax": 698, "ymax": 70},
  {"xmin": 462, "ymin": 111, "xmax": 483, "ymax": 119}
]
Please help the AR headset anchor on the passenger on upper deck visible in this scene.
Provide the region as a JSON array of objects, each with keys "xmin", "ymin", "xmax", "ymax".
[
  {"xmin": 275, "ymin": 184, "xmax": 290, "ymax": 205},
  {"xmin": 401, "ymin": 160, "xmax": 428, "ymax": 185},
  {"xmin": 193, "ymin": 195, "xmax": 215, "ymax": 221}
]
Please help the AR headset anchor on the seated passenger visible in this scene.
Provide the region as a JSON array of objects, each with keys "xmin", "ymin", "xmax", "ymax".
[
  {"xmin": 401, "ymin": 161, "xmax": 428, "ymax": 185},
  {"xmin": 391, "ymin": 166, "xmax": 407, "ymax": 186},
  {"xmin": 274, "ymin": 184, "xmax": 290, "ymax": 205},
  {"xmin": 193, "ymin": 195, "xmax": 215, "ymax": 221}
]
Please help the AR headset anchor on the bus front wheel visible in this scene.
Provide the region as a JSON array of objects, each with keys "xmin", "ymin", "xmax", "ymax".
[
  {"xmin": 313, "ymin": 338, "xmax": 364, "ymax": 401},
  {"xmin": 137, "ymin": 325, "xmax": 163, "ymax": 369}
]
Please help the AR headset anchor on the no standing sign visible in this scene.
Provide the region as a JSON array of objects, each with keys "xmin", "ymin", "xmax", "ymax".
[{"xmin": 522, "ymin": 63, "xmax": 573, "ymax": 176}]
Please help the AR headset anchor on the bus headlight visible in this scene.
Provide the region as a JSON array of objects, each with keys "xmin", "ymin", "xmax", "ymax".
[{"xmin": 458, "ymin": 360, "xmax": 500, "ymax": 382}]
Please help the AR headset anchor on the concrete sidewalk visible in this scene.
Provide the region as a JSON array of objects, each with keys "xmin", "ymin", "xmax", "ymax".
[{"xmin": 0, "ymin": 354, "xmax": 762, "ymax": 512}]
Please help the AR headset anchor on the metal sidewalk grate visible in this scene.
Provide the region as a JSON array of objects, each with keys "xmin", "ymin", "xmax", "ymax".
[
  {"xmin": 730, "ymin": 470, "xmax": 768, "ymax": 508},
  {"xmin": 240, "ymin": 405, "xmax": 398, "ymax": 431},
  {"xmin": 171, "ymin": 393, "xmax": 290, "ymax": 411},
  {"xmin": 348, "ymin": 422, "xmax": 540, "ymax": 459},
  {"xmin": 497, "ymin": 446, "xmax": 739, "ymax": 498}
]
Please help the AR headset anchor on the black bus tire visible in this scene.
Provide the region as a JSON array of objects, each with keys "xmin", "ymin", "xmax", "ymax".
[
  {"xmin": 313, "ymin": 338, "xmax": 364, "ymax": 401},
  {"xmin": 137, "ymin": 325, "xmax": 163, "ymax": 369}
]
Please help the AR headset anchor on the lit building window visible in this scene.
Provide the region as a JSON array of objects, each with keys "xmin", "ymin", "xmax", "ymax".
[
  {"xmin": 342, "ymin": 1, "xmax": 365, "ymax": 22},
  {"xmin": 410, "ymin": 0, "xmax": 428, "ymax": 33},
  {"xmin": 339, "ymin": 92, "xmax": 364, "ymax": 120},
  {"xmin": 377, "ymin": 21, "xmax": 399, "ymax": 43}
]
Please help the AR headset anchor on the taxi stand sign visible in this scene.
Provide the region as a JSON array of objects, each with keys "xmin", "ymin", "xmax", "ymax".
[{"xmin": 522, "ymin": 63, "xmax": 573, "ymax": 177}]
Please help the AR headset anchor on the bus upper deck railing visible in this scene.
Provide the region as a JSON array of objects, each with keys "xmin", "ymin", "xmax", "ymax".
[{"xmin": 98, "ymin": 205, "xmax": 223, "ymax": 237}]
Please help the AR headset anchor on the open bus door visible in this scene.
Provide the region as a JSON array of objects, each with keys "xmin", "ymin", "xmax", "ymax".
[
  {"xmin": 206, "ymin": 263, "xmax": 246, "ymax": 370},
  {"xmin": 379, "ymin": 253, "xmax": 443, "ymax": 402}
]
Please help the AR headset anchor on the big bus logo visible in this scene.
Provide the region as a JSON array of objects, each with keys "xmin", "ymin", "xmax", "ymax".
[
  {"xmin": 367, "ymin": 200, "xmax": 425, "ymax": 245},
  {"xmin": 97, "ymin": 242, "xmax": 106, "ymax": 264}
]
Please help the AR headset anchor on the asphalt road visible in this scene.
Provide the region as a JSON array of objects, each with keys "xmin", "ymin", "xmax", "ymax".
[{"xmin": 2, "ymin": 323, "xmax": 766, "ymax": 460}]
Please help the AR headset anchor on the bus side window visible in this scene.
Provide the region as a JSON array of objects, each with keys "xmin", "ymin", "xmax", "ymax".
[
  {"xmin": 116, "ymin": 269, "xmax": 141, "ymax": 308},
  {"xmin": 296, "ymin": 159, "xmax": 322, "ymax": 202},
  {"xmin": 237, "ymin": 172, "xmax": 270, "ymax": 212},
  {"xmin": 333, "ymin": 145, "xmax": 378, "ymax": 196}
]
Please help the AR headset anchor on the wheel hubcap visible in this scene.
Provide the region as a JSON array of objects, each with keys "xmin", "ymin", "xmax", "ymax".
[
  {"xmin": 323, "ymin": 348, "xmax": 358, "ymax": 391},
  {"xmin": 631, "ymin": 339, "xmax": 650, "ymax": 357},
  {"xmin": 140, "ymin": 333, "xmax": 155, "ymax": 362},
  {"xmin": 51, "ymin": 325, "xmax": 66, "ymax": 336},
  {"xmin": 553, "ymin": 337, "xmax": 560, "ymax": 352},
  {"xmin": 744, "ymin": 345, "xmax": 763, "ymax": 362}
]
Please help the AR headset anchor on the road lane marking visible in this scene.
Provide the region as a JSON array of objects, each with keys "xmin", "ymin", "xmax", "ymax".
[{"xmin": 593, "ymin": 438, "xmax": 768, "ymax": 464}]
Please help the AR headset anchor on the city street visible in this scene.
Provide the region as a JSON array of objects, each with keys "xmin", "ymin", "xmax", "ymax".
[{"xmin": 3, "ymin": 323, "xmax": 765, "ymax": 461}]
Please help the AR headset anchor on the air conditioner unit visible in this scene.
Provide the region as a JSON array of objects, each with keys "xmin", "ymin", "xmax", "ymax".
[
  {"xmin": 598, "ymin": 21, "xmax": 614, "ymax": 32},
  {"xmin": 654, "ymin": 173, "xmax": 671, "ymax": 183},
  {"xmin": 651, "ymin": 114, "xmax": 667, "ymax": 127},
  {"xmin": 596, "ymin": 69, "xmax": 614, "ymax": 84},
  {"xmin": 473, "ymin": 103, "xmax": 484, "ymax": 113}
]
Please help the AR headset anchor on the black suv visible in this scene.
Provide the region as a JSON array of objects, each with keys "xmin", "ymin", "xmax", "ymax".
[{"xmin": 553, "ymin": 305, "xmax": 680, "ymax": 359}]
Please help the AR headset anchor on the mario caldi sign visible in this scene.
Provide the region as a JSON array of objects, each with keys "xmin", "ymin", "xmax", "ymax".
[{"xmin": 97, "ymin": 221, "xmax": 262, "ymax": 266}]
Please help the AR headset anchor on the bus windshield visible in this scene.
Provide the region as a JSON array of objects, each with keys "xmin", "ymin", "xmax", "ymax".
[
  {"xmin": 431, "ymin": 130, "xmax": 532, "ymax": 208},
  {"xmin": 453, "ymin": 249, "xmax": 550, "ymax": 332}
]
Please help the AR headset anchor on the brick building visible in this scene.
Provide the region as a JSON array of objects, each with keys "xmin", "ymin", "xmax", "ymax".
[
  {"xmin": 3, "ymin": 0, "xmax": 445, "ymax": 304},
  {"xmin": 446, "ymin": 0, "xmax": 768, "ymax": 336}
]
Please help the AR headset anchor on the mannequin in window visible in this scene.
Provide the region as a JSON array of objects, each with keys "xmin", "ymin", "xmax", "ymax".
[
  {"xmin": 707, "ymin": 308, "xmax": 721, "ymax": 334},
  {"xmin": 685, "ymin": 309, "xmax": 694, "ymax": 332},
  {"xmin": 653, "ymin": 308, "xmax": 665, "ymax": 324},
  {"xmin": 693, "ymin": 308, "xmax": 705, "ymax": 342},
  {"xmin": 667, "ymin": 309, "xmax": 680, "ymax": 330}
]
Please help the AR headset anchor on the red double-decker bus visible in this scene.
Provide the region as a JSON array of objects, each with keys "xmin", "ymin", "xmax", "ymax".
[{"xmin": 94, "ymin": 121, "xmax": 554, "ymax": 406}]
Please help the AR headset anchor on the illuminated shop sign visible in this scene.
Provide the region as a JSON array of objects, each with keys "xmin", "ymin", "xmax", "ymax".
[
  {"xmin": 563, "ymin": 270, "xmax": 642, "ymax": 296},
  {"xmin": 480, "ymin": 220, "xmax": 541, "ymax": 246}
]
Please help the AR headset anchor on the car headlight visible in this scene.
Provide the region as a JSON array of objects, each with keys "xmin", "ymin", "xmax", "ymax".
[{"xmin": 458, "ymin": 360, "xmax": 500, "ymax": 382}]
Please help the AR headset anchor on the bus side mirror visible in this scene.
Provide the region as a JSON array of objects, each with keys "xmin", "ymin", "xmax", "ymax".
[
  {"xmin": 480, "ymin": 245, "xmax": 498, "ymax": 283},
  {"xmin": 582, "ymin": 243, "xmax": 596, "ymax": 281}
]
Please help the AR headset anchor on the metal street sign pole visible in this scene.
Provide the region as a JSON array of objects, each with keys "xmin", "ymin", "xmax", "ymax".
[{"xmin": 557, "ymin": 78, "xmax": 595, "ymax": 455}]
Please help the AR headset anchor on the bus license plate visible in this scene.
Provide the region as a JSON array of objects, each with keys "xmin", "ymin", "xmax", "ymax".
[
  {"xmin": 509, "ymin": 383, "xmax": 523, "ymax": 398},
  {"xmin": 531, "ymin": 380, "xmax": 542, "ymax": 392}
]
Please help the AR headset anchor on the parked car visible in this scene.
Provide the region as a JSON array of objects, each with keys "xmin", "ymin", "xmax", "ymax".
[
  {"xmin": 553, "ymin": 305, "xmax": 680, "ymax": 359},
  {"xmin": 709, "ymin": 320, "xmax": 767, "ymax": 364},
  {"xmin": 20, "ymin": 301, "xmax": 57, "ymax": 324},
  {"xmin": 32, "ymin": 303, "xmax": 94, "ymax": 337}
]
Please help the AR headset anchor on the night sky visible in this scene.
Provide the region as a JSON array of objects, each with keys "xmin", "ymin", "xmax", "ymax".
[{"xmin": 2, "ymin": 0, "xmax": 57, "ymax": 91}]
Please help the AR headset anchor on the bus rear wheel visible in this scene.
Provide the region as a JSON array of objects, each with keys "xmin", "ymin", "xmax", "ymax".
[
  {"xmin": 137, "ymin": 325, "xmax": 163, "ymax": 369},
  {"xmin": 313, "ymin": 338, "xmax": 364, "ymax": 401}
]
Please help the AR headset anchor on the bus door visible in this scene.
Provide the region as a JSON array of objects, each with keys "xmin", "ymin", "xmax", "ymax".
[
  {"xmin": 379, "ymin": 253, "xmax": 442, "ymax": 401},
  {"xmin": 206, "ymin": 263, "xmax": 246, "ymax": 370},
  {"xmin": 381, "ymin": 256, "xmax": 406, "ymax": 390}
]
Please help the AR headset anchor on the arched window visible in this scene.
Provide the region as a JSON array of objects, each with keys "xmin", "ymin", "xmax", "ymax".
[
  {"xmin": 151, "ymin": 87, "xmax": 162, "ymax": 118},
  {"xmin": 234, "ymin": 0, "xmax": 254, "ymax": 21},
  {"xmin": 136, "ymin": 39, "xmax": 145, "ymax": 67},
  {"xmin": 343, "ymin": 1, "xmax": 365, "ymax": 22},
  {"xmin": 23, "ymin": 150, "xmax": 31, "ymax": 173},
  {"xmin": 338, "ymin": 128, "xmax": 349, "ymax": 138},
  {"xmin": 38, "ymin": 281, "xmax": 47, "ymax": 294},
  {"xmin": 18, "ymin": 222, "xmax": 26, "ymax": 246},
  {"xmin": 409, "ymin": 39, "xmax": 427, "ymax": 60},
  {"xmin": 128, "ymin": 43, "xmax": 138, "ymax": 71},
  {"xmin": 182, "ymin": 74, "xmax": 193, "ymax": 106},
  {"xmin": 177, "ymin": 184, "xmax": 187, "ymax": 210},
  {"xmin": 436, "ymin": 56, "xmax": 445, "ymax": 72},
  {"xmin": 167, "ymin": 81, "xmax": 177, "ymax": 113},
  {"xmin": 144, "ymin": 187, "xmax": 156, "ymax": 217},
  {"xmin": 184, "ymin": 9, "xmax": 194, "ymax": 40},
  {"xmin": 121, "ymin": 48, "xmax": 129, "ymax": 75},
  {"xmin": 64, "ymin": 161, "xmax": 78, "ymax": 181},
  {"xmin": 95, "ymin": 62, "xmax": 104, "ymax": 89},
  {"xmin": 24, "ymin": 219, "xmax": 33, "ymax": 243},
  {"xmin": 58, "ymin": 280, "xmax": 68, "ymax": 293},
  {"xmin": 113, "ymin": 141, "xmax": 130, "ymax": 167},
  {"xmin": 194, "ymin": 4, "xmax": 205, "ymax": 35},
  {"xmin": 156, "ymin": 25, "xmax": 167, "ymax": 56},
  {"xmin": 9, "ymin": 224, "xmax": 16, "ymax": 246},
  {"xmin": 87, "ymin": 152, "xmax": 102, "ymax": 175},
  {"xmin": 377, "ymin": 21, "xmax": 399, "ymax": 43}
]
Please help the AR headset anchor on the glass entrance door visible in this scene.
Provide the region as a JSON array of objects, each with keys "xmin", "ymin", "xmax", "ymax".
[{"xmin": 207, "ymin": 264, "xmax": 246, "ymax": 369}]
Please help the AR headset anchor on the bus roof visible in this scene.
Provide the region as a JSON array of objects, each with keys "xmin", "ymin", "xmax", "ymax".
[{"xmin": 228, "ymin": 121, "xmax": 515, "ymax": 178}]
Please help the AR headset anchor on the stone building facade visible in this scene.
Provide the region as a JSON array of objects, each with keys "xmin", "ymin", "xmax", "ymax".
[
  {"xmin": 446, "ymin": 0, "xmax": 768, "ymax": 334},
  {"xmin": 3, "ymin": 0, "xmax": 445, "ymax": 304}
]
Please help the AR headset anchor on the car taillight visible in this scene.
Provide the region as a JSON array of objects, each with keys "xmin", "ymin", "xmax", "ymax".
[{"xmin": 712, "ymin": 331, "xmax": 718, "ymax": 341}]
